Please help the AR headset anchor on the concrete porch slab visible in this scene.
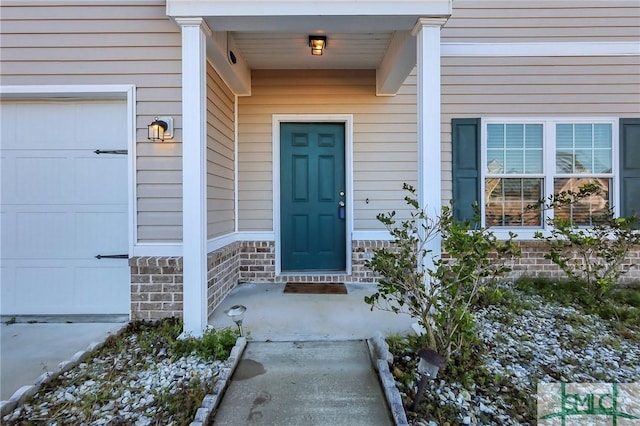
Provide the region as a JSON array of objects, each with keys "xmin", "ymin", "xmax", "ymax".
[{"xmin": 208, "ymin": 282, "xmax": 414, "ymax": 341}]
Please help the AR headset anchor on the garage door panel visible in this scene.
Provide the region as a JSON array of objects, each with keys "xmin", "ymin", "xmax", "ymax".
[
  {"xmin": 75, "ymin": 211, "xmax": 128, "ymax": 255},
  {"xmin": 15, "ymin": 266, "xmax": 70, "ymax": 312},
  {"xmin": 17, "ymin": 106, "xmax": 76, "ymax": 149},
  {"xmin": 1, "ymin": 100, "xmax": 129, "ymax": 316},
  {"xmin": 74, "ymin": 266, "xmax": 129, "ymax": 313},
  {"xmin": 74, "ymin": 156, "xmax": 127, "ymax": 204},
  {"xmin": 74, "ymin": 104, "xmax": 127, "ymax": 144},
  {"xmin": 15, "ymin": 155, "xmax": 73, "ymax": 204},
  {"xmin": 1, "ymin": 211, "xmax": 15, "ymax": 257},
  {"xmin": 0, "ymin": 265, "xmax": 16, "ymax": 304},
  {"xmin": 16, "ymin": 212, "xmax": 72, "ymax": 258},
  {"xmin": 0, "ymin": 104, "xmax": 18, "ymax": 147}
]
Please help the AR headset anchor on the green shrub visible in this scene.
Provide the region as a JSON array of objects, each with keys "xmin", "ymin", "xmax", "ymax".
[
  {"xmin": 364, "ymin": 183, "xmax": 520, "ymax": 364},
  {"xmin": 531, "ymin": 183, "xmax": 640, "ymax": 300}
]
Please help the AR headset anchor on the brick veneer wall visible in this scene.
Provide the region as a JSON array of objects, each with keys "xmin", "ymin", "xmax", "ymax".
[
  {"xmin": 510, "ymin": 241, "xmax": 640, "ymax": 284},
  {"xmin": 129, "ymin": 257, "xmax": 183, "ymax": 320},
  {"xmin": 129, "ymin": 240, "xmax": 639, "ymax": 319},
  {"xmin": 237, "ymin": 240, "xmax": 390, "ymax": 283},
  {"xmin": 129, "ymin": 242, "xmax": 242, "ymax": 320},
  {"xmin": 207, "ymin": 242, "xmax": 241, "ymax": 315}
]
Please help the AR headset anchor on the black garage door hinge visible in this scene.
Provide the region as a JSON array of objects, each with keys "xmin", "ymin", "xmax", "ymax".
[
  {"xmin": 95, "ymin": 254, "xmax": 129, "ymax": 259},
  {"xmin": 94, "ymin": 149, "xmax": 128, "ymax": 155}
]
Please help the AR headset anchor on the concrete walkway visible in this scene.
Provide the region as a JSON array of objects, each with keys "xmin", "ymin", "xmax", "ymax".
[
  {"xmin": 209, "ymin": 283, "xmax": 409, "ymax": 426},
  {"xmin": 0, "ymin": 322, "xmax": 125, "ymax": 401},
  {"xmin": 212, "ymin": 340, "xmax": 393, "ymax": 426}
]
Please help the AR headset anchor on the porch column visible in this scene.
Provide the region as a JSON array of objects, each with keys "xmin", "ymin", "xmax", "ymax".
[
  {"xmin": 412, "ymin": 18, "xmax": 448, "ymax": 271},
  {"xmin": 176, "ymin": 17, "xmax": 211, "ymax": 337}
]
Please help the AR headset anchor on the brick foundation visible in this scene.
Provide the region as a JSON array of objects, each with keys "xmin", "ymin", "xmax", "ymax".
[
  {"xmin": 510, "ymin": 240, "xmax": 640, "ymax": 284},
  {"xmin": 129, "ymin": 257, "xmax": 183, "ymax": 320},
  {"xmin": 130, "ymin": 239, "xmax": 640, "ymax": 319},
  {"xmin": 207, "ymin": 242, "xmax": 242, "ymax": 315}
]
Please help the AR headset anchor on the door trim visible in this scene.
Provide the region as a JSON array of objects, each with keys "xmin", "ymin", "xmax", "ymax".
[{"xmin": 273, "ymin": 114, "xmax": 353, "ymax": 276}]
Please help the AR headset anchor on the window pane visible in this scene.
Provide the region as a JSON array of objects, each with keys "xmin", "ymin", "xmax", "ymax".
[
  {"xmin": 556, "ymin": 124, "xmax": 573, "ymax": 149},
  {"xmin": 575, "ymin": 150, "xmax": 593, "ymax": 173},
  {"xmin": 556, "ymin": 150, "xmax": 573, "ymax": 173},
  {"xmin": 487, "ymin": 124, "xmax": 504, "ymax": 149},
  {"xmin": 553, "ymin": 178, "xmax": 610, "ymax": 226},
  {"xmin": 525, "ymin": 124, "xmax": 543, "ymax": 149},
  {"xmin": 554, "ymin": 123, "xmax": 612, "ymax": 175},
  {"xmin": 487, "ymin": 149, "xmax": 504, "ymax": 173},
  {"xmin": 594, "ymin": 124, "xmax": 612, "ymax": 149},
  {"xmin": 485, "ymin": 178, "xmax": 542, "ymax": 226},
  {"xmin": 505, "ymin": 149, "xmax": 524, "ymax": 173},
  {"xmin": 593, "ymin": 149, "xmax": 612, "ymax": 173},
  {"xmin": 574, "ymin": 124, "xmax": 593, "ymax": 149},
  {"xmin": 506, "ymin": 124, "xmax": 524, "ymax": 149},
  {"xmin": 524, "ymin": 149, "xmax": 543, "ymax": 173}
]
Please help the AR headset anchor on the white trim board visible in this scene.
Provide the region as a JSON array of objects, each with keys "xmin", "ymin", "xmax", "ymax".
[
  {"xmin": 272, "ymin": 114, "xmax": 354, "ymax": 276},
  {"xmin": 441, "ymin": 42, "xmax": 640, "ymax": 57}
]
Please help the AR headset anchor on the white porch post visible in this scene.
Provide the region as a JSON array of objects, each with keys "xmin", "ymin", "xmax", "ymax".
[
  {"xmin": 177, "ymin": 17, "xmax": 210, "ymax": 337},
  {"xmin": 413, "ymin": 18, "xmax": 448, "ymax": 272}
]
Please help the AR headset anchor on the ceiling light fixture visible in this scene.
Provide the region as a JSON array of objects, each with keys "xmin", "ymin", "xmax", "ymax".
[{"xmin": 309, "ymin": 35, "xmax": 327, "ymax": 56}]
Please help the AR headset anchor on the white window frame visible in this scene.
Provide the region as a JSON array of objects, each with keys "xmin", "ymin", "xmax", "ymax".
[{"xmin": 481, "ymin": 117, "xmax": 619, "ymax": 239}]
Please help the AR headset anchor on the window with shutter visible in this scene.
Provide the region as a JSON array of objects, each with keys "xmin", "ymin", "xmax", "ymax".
[{"xmin": 451, "ymin": 117, "xmax": 631, "ymax": 233}]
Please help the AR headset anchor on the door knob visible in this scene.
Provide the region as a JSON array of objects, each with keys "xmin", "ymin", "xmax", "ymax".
[{"xmin": 339, "ymin": 201, "xmax": 345, "ymax": 207}]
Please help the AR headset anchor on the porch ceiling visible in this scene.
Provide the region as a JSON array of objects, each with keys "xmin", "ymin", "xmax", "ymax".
[
  {"xmin": 229, "ymin": 31, "xmax": 393, "ymax": 70},
  {"xmin": 168, "ymin": 1, "xmax": 452, "ymax": 95}
]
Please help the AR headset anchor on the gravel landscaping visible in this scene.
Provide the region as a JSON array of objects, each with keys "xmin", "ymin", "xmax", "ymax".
[
  {"xmin": 389, "ymin": 281, "xmax": 640, "ymax": 426},
  {"xmin": 2, "ymin": 279, "xmax": 638, "ymax": 426},
  {"xmin": 2, "ymin": 319, "xmax": 238, "ymax": 426}
]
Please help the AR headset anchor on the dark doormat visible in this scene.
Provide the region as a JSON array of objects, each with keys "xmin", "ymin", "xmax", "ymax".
[{"xmin": 283, "ymin": 282, "xmax": 348, "ymax": 294}]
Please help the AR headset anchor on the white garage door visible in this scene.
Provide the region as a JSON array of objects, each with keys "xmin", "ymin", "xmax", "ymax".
[{"xmin": 1, "ymin": 101, "xmax": 129, "ymax": 316}]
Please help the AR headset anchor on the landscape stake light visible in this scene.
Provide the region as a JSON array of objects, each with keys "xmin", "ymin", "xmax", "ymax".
[
  {"xmin": 411, "ymin": 348, "xmax": 445, "ymax": 411},
  {"xmin": 225, "ymin": 304, "xmax": 247, "ymax": 336}
]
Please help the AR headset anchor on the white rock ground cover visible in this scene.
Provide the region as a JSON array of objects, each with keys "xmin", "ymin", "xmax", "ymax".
[
  {"xmin": 391, "ymin": 285, "xmax": 640, "ymax": 426},
  {"xmin": 2, "ymin": 319, "xmax": 237, "ymax": 426}
]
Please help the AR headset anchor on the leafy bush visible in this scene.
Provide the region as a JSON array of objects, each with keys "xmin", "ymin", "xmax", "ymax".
[
  {"xmin": 364, "ymin": 184, "xmax": 520, "ymax": 363},
  {"xmin": 532, "ymin": 183, "xmax": 640, "ymax": 300}
]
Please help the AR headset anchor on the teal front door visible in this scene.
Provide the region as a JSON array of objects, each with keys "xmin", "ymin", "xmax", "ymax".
[{"xmin": 280, "ymin": 122, "xmax": 346, "ymax": 271}]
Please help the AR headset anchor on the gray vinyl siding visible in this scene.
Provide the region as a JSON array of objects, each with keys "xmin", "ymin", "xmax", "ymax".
[
  {"xmin": 207, "ymin": 62, "xmax": 236, "ymax": 238},
  {"xmin": 237, "ymin": 69, "xmax": 418, "ymax": 232},
  {"xmin": 0, "ymin": 2, "xmax": 183, "ymax": 243},
  {"xmin": 440, "ymin": 55, "xmax": 640, "ymax": 204},
  {"xmin": 445, "ymin": 0, "xmax": 640, "ymax": 42}
]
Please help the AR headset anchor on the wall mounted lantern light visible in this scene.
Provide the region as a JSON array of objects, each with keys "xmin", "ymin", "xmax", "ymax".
[
  {"xmin": 147, "ymin": 116, "xmax": 174, "ymax": 141},
  {"xmin": 309, "ymin": 35, "xmax": 327, "ymax": 56}
]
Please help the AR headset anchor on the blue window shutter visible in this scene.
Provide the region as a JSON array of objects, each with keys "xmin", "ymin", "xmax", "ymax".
[
  {"xmin": 620, "ymin": 118, "xmax": 640, "ymax": 219},
  {"xmin": 452, "ymin": 118, "xmax": 481, "ymax": 223}
]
